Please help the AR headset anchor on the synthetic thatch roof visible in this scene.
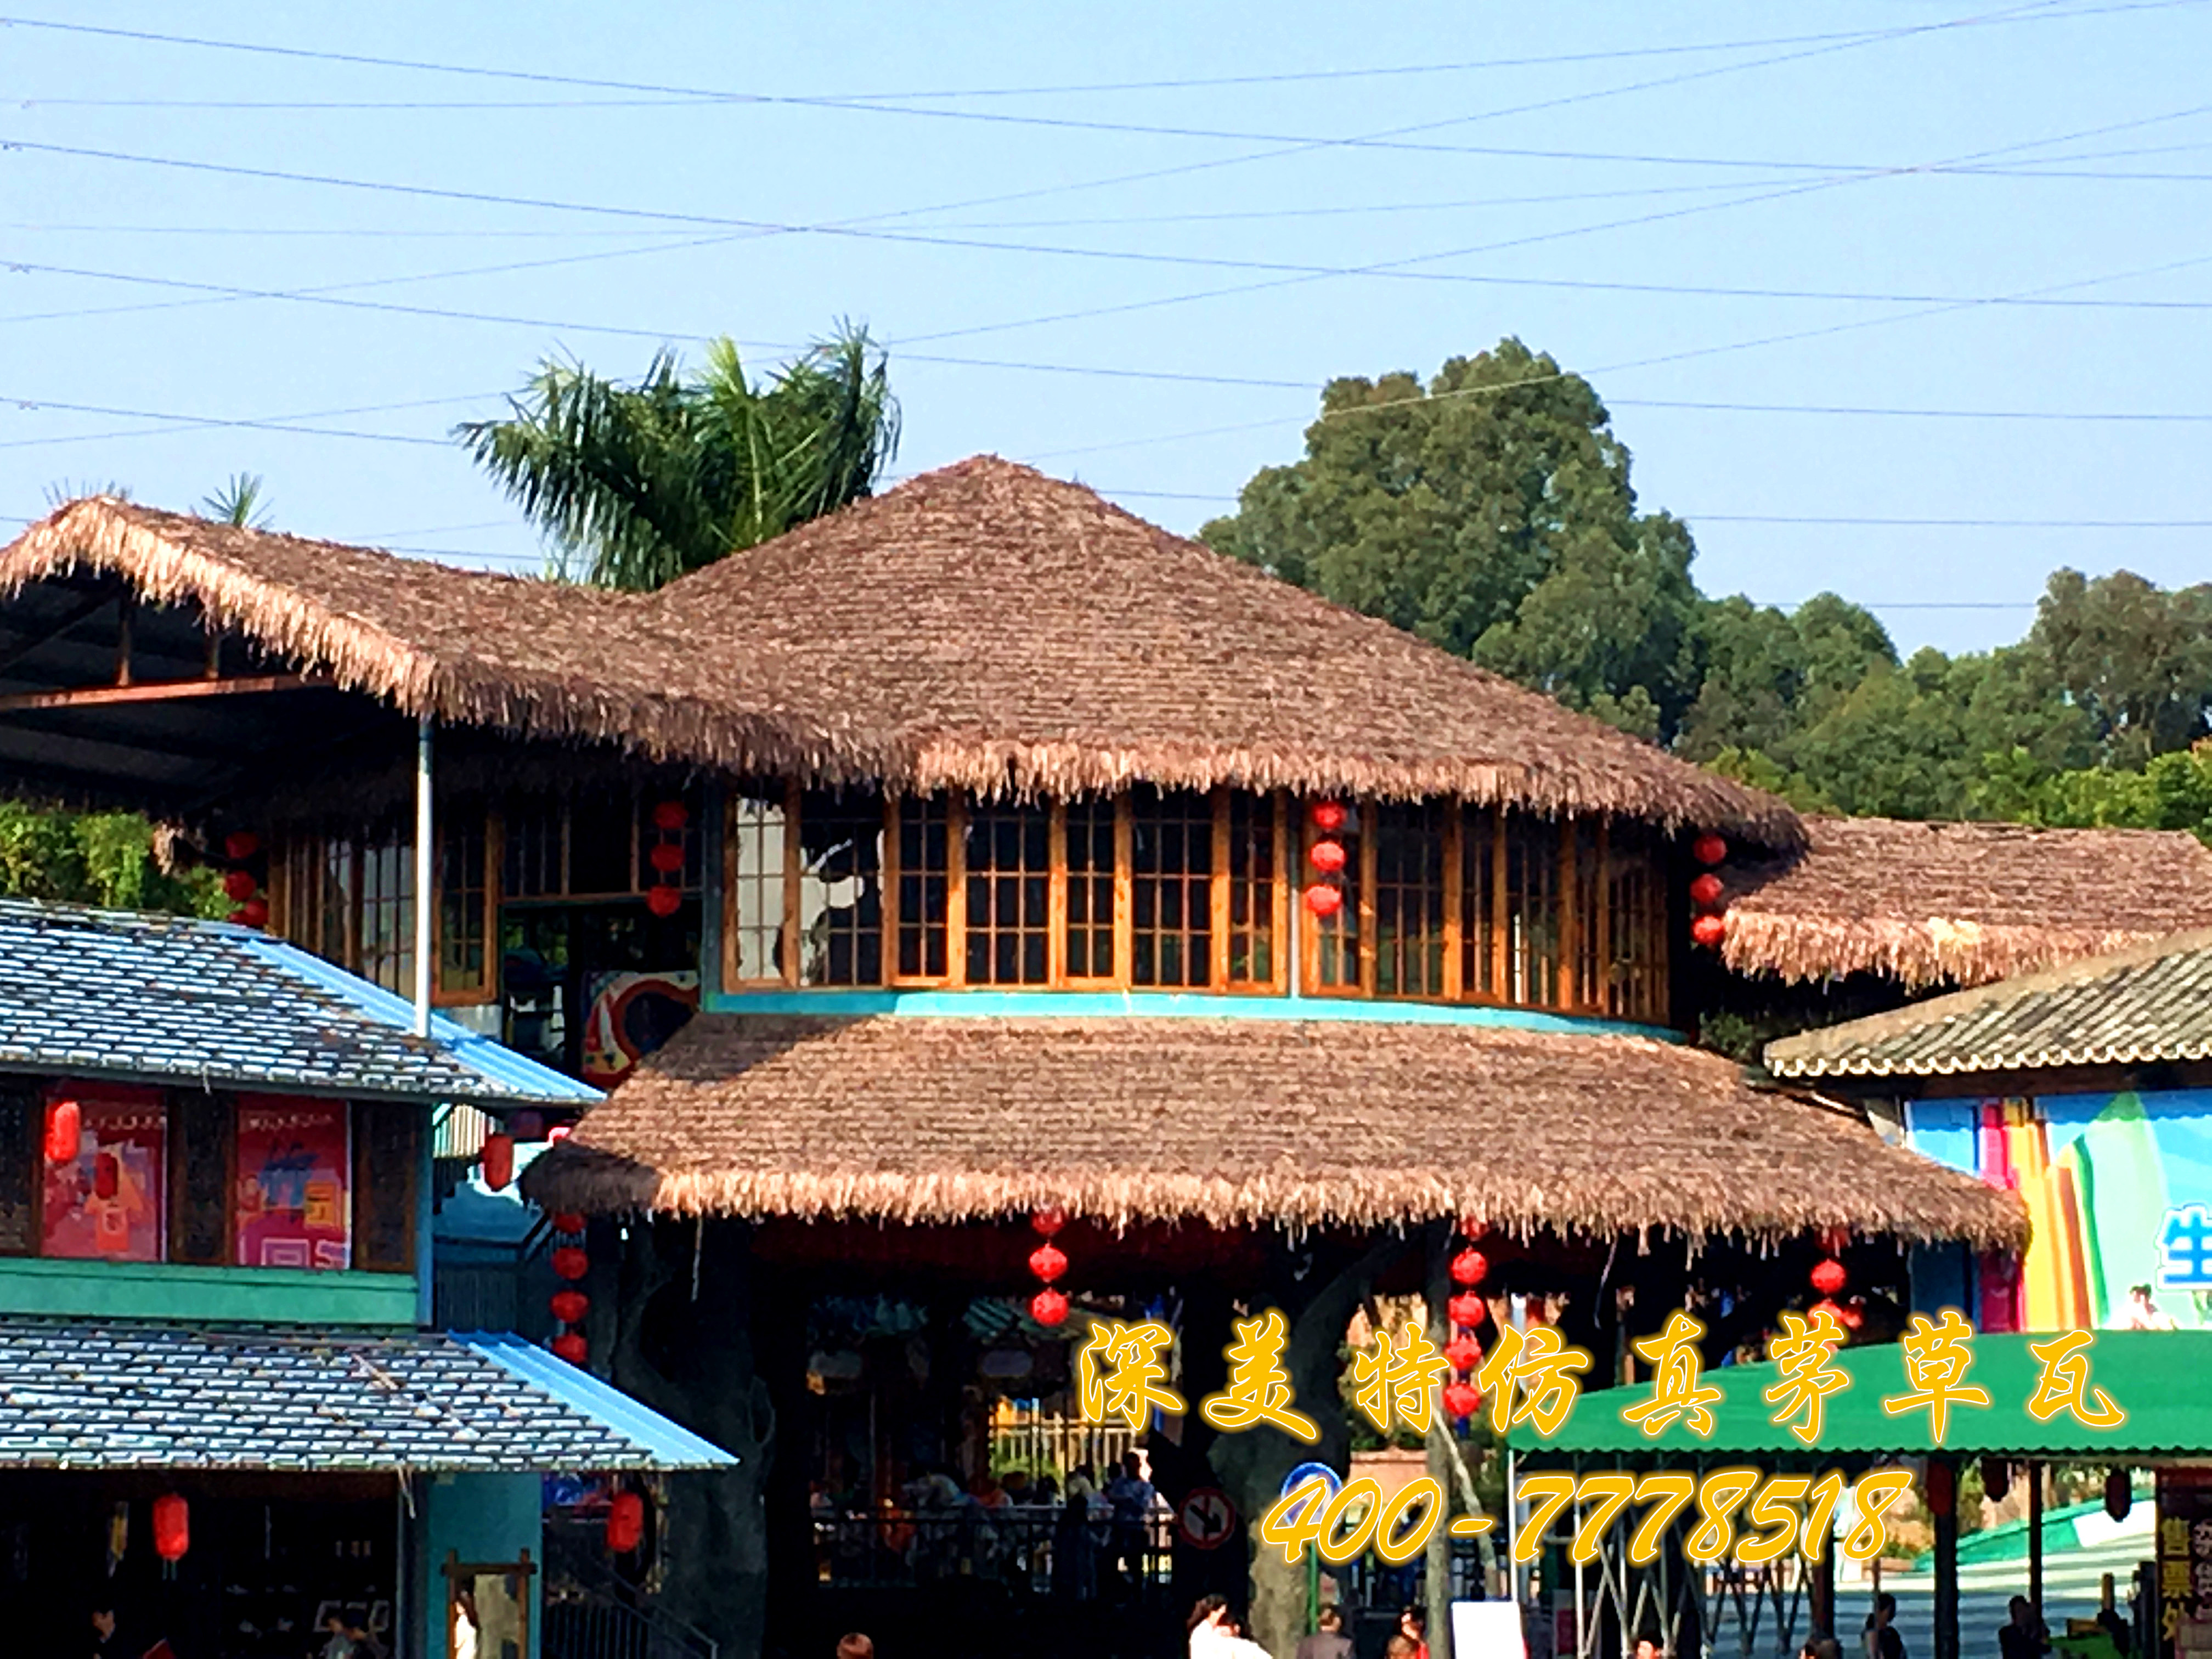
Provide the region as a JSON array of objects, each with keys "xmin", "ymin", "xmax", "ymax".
[
  {"xmin": 0, "ymin": 461, "xmax": 1798, "ymax": 838},
  {"xmin": 522, "ymin": 1014, "xmax": 2024, "ymax": 1248},
  {"xmin": 1717, "ymin": 815, "xmax": 2212, "ymax": 989},
  {"xmin": 1766, "ymin": 926, "xmax": 2212, "ymax": 1083}
]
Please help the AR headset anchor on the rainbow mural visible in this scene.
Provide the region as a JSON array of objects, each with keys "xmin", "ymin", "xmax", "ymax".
[{"xmin": 1908, "ymin": 1090, "xmax": 2212, "ymax": 1331}]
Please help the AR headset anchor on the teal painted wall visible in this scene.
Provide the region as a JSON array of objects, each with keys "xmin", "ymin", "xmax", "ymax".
[
  {"xmin": 0, "ymin": 1257, "xmax": 417, "ymax": 1325},
  {"xmin": 421, "ymin": 1473, "xmax": 543, "ymax": 1659}
]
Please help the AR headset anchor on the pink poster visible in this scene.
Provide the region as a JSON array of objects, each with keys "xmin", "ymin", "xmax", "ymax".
[
  {"xmin": 235, "ymin": 1098, "xmax": 352, "ymax": 1270},
  {"xmin": 42, "ymin": 1090, "xmax": 167, "ymax": 1262}
]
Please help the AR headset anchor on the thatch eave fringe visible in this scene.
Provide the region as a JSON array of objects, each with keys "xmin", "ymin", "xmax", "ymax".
[{"xmin": 1722, "ymin": 909, "xmax": 2169, "ymax": 991}]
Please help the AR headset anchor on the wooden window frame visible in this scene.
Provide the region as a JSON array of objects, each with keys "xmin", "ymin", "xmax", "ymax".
[
  {"xmin": 1221, "ymin": 789, "xmax": 1287, "ymax": 995},
  {"xmin": 433, "ymin": 805, "xmax": 500, "ymax": 1008},
  {"xmin": 720, "ymin": 782, "xmax": 798, "ymax": 989},
  {"xmin": 885, "ymin": 791, "xmax": 961, "ymax": 989},
  {"xmin": 1058, "ymin": 796, "xmax": 1122, "ymax": 989}
]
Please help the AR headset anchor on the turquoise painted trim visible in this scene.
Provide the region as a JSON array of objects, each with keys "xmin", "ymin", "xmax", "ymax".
[
  {"xmin": 0, "ymin": 1256, "xmax": 418, "ymax": 1326},
  {"xmin": 700, "ymin": 986, "xmax": 1678, "ymax": 1041}
]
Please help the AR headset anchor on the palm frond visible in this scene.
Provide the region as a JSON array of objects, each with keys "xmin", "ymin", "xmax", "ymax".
[{"xmin": 202, "ymin": 472, "xmax": 272, "ymax": 528}]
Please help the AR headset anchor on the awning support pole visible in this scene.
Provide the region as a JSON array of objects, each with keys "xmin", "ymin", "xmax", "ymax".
[
  {"xmin": 413, "ymin": 716, "xmax": 433, "ymax": 1038},
  {"xmin": 2028, "ymin": 1460, "xmax": 2044, "ymax": 1624},
  {"xmin": 1934, "ymin": 1457, "xmax": 1959, "ymax": 1659}
]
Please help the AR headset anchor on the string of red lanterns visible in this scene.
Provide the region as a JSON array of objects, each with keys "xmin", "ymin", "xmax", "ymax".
[
  {"xmin": 550, "ymin": 1211, "xmax": 590, "ymax": 1365},
  {"xmin": 1441, "ymin": 1218, "xmax": 1488, "ymax": 1425},
  {"xmin": 221, "ymin": 831, "xmax": 269, "ymax": 929},
  {"xmin": 1304, "ymin": 801, "xmax": 1347, "ymax": 919},
  {"xmin": 1809, "ymin": 1227, "xmax": 1862, "ymax": 1330},
  {"xmin": 1689, "ymin": 832, "xmax": 1728, "ymax": 949},
  {"xmin": 646, "ymin": 800, "xmax": 687, "ymax": 918},
  {"xmin": 153, "ymin": 1493, "xmax": 189, "ymax": 1568},
  {"xmin": 1029, "ymin": 1207, "xmax": 1070, "ymax": 1327},
  {"xmin": 607, "ymin": 1488, "xmax": 646, "ymax": 1554}
]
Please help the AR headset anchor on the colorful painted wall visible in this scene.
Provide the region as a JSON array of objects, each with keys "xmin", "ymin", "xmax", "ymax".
[{"xmin": 1908, "ymin": 1089, "xmax": 2212, "ymax": 1331}]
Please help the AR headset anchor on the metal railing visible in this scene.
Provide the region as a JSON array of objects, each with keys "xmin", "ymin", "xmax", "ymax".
[
  {"xmin": 812, "ymin": 1504, "xmax": 1174, "ymax": 1598},
  {"xmin": 542, "ymin": 1521, "xmax": 719, "ymax": 1659}
]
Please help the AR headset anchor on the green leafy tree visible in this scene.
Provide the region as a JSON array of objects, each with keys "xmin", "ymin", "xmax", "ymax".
[
  {"xmin": 459, "ymin": 325, "xmax": 899, "ymax": 591},
  {"xmin": 1200, "ymin": 339, "xmax": 1702, "ymax": 739},
  {"xmin": 0, "ymin": 802, "xmax": 223, "ymax": 915},
  {"xmin": 2028, "ymin": 568, "xmax": 2212, "ymax": 765}
]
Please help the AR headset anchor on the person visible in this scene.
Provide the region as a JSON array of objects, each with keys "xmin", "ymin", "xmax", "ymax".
[
  {"xmin": 1108, "ymin": 1452, "xmax": 1156, "ymax": 1585},
  {"xmin": 1400, "ymin": 1605, "xmax": 1430, "ymax": 1659},
  {"xmin": 1387, "ymin": 1639, "xmax": 1420, "ymax": 1659},
  {"xmin": 1295, "ymin": 1605, "xmax": 1355, "ymax": 1659},
  {"xmin": 1637, "ymin": 1640, "xmax": 1664, "ymax": 1659},
  {"xmin": 1801, "ymin": 1638, "xmax": 1841, "ymax": 1659},
  {"xmin": 1053, "ymin": 1487, "xmax": 1098, "ymax": 1601},
  {"xmin": 1188, "ymin": 1594, "xmax": 1274, "ymax": 1658},
  {"xmin": 2000, "ymin": 1595, "xmax": 2051, "ymax": 1659},
  {"xmin": 836, "ymin": 1636, "xmax": 874, "ymax": 1659},
  {"xmin": 1866, "ymin": 1593, "xmax": 1905, "ymax": 1659},
  {"xmin": 2122, "ymin": 1285, "xmax": 2176, "ymax": 1331}
]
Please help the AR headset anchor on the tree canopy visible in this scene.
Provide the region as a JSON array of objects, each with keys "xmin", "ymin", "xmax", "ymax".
[{"xmin": 459, "ymin": 325, "xmax": 899, "ymax": 591}]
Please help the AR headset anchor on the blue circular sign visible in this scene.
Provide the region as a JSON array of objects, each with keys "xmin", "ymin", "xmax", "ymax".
[{"xmin": 1278, "ymin": 1461, "xmax": 1342, "ymax": 1521}]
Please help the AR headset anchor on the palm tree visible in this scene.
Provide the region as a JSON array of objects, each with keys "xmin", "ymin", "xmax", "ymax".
[
  {"xmin": 456, "ymin": 323, "xmax": 899, "ymax": 592},
  {"xmin": 203, "ymin": 472, "xmax": 272, "ymax": 528}
]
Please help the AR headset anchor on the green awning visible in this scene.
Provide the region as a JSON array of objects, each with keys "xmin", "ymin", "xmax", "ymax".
[{"xmin": 1505, "ymin": 1330, "xmax": 2212, "ymax": 1460}]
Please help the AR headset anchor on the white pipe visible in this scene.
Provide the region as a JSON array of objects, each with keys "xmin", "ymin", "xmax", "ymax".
[{"xmin": 413, "ymin": 716, "xmax": 433, "ymax": 1037}]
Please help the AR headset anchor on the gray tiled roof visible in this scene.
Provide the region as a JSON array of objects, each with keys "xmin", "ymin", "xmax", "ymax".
[
  {"xmin": 0, "ymin": 898, "xmax": 596, "ymax": 1107},
  {"xmin": 0, "ymin": 1319, "xmax": 730, "ymax": 1470},
  {"xmin": 1765, "ymin": 927, "xmax": 2212, "ymax": 1081}
]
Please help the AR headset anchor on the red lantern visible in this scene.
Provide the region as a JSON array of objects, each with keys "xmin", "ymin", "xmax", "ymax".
[
  {"xmin": 551, "ymin": 1289, "xmax": 589, "ymax": 1325},
  {"xmin": 1458, "ymin": 1215, "xmax": 1485, "ymax": 1240},
  {"xmin": 1450, "ymin": 1250, "xmax": 1488, "ymax": 1287},
  {"xmin": 153, "ymin": 1493, "xmax": 189, "ymax": 1562},
  {"xmin": 646, "ymin": 884, "xmax": 682, "ymax": 918},
  {"xmin": 552, "ymin": 1245, "xmax": 590, "ymax": 1281},
  {"xmin": 223, "ymin": 830, "xmax": 260, "ymax": 861},
  {"xmin": 1030, "ymin": 1288, "xmax": 1069, "ymax": 1327},
  {"xmin": 43, "ymin": 1098, "xmax": 80, "ymax": 1164},
  {"xmin": 552, "ymin": 1331, "xmax": 589, "ymax": 1365},
  {"xmin": 1926, "ymin": 1460, "xmax": 1955, "ymax": 1519},
  {"xmin": 1810, "ymin": 1297, "xmax": 1844, "ymax": 1325},
  {"xmin": 2105, "ymin": 1468, "xmax": 2132, "ymax": 1522},
  {"xmin": 552, "ymin": 1211, "xmax": 588, "ymax": 1235},
  {"xmin": 228, "ymin": 908, "xmax": 252, "ymax": 926},
  {"xmin": 1309, "ymin": 801, "xmax": 1347, "ymax": 833},
  {"xmin": 1447, "ymin": 1293, "xmax": 1486, "ymax": 1329},
  {"xmin": 1302, "ymin": 883, "xmax": 1343, "ymax": 918},
  {"xmin": 1691, "ymin": 913, "xmax": 1728, "ymax": 949},
  {"xmin": 1692, "ymin": 833, "xmax": 1728, "ymax": 866},
  {"xmin": 1840, "ymin": 1299, "xmax": 1866, "ymax": 1331},
  {"xmin": 1028, "ymin": 1243, "xmax": 1067, "ymax": 1284},
  {"xmin": 239, "ymin": 896, "xmax": 269, "ymax": 929},
  {"xmin": 607, "ymin": 1490, "xmax": 646, "ymax": 1553},
  {"xmin": 1307, "ymin": 839, "xmax": 1347, "ymax": 874},
  {"xmin": 1031, "ymin": 1206, "xmax": 1066, "ymax": 1237},
  {"xmin": 480, "ymin": 1133, "xmax": 515, "ymax": 1191},
  {"xmin": 1820, "ymin": 1226, "xmax": 1851, "ymax": 1254},
  {"xmin": 651, "ymin": 800, "xmax": 689, "ymax": 833},
  {"xmin": 1444, "ymin": 1334, "xmax": 1482, "ymax": 1374},
  {"xmin": 222, "ymin": 869, "xmax": 258, "ymax": 902},
  {"xmin": 648, "ymin": 841, "xmax": 685, "ymax": 875},
  {"xmin": 1688, "ymin": 873, "xmax": 1724, "ymax": 907},
  {"xmin": 1441, "ymin": 1381, "xmax": 1482, "ymax": 1421},
  {"xmin": 1810, "ymin": 1258, "xmax": 1848, "ymax": 1296}
]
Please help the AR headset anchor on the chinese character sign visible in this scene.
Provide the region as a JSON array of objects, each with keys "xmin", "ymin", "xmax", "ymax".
[
  {"xmin": 42, "ymin": 1093, "xmax": 165, "ymax": 1262},
  {"xmin": 2158, "ymin": 1468, "xmax": 2212, "ymax": 1643},
  {"xmin": 235, "ymin": 1099, "xmax": 352, "ymax": 1270}
]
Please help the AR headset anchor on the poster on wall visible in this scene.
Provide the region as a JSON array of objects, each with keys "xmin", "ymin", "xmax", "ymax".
[
  {"xmin": 1912, "ymin": 1090, "xmax": 2212, "ymax": 1329},
  {"xmin": 580, "ymin": 970, "xmax": 699, "ymax": 1087},
  {"xmin": 2156, "ymin": 1466, "xmax": 2212, "ymax": 1657},
  {"xmin": 235, "ymin": 1098, "xmax": 351, "ymax": 1270},
  {"xmin": 42, "ymin": 1090, "xmax": 166, "ymax": 1261}
]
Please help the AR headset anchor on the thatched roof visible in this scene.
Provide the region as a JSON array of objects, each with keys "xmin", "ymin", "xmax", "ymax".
[
  {"xmin": 1717, "ymin": 815, "xmax": 2212, "ymax": 989},
  {"xmin": 521, "ymin": 1014, "xmax": 2024, "ymax": 1248},
  {"xmin": 0, "ymin": 462, "xmax": 1798, "ymax": 838},
  {"xmin": 1766, "ymin": 926, "xmax": 2212, "ymax": 1083}
]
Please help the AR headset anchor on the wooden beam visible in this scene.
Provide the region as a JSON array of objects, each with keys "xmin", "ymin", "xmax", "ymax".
[
  {"xmin": 0, "ymin": 673, "xmax": 309, "ymax": 714},
  {"xmin": 0, "ymin": 590, "xmax": 118, "ymax": 681}
]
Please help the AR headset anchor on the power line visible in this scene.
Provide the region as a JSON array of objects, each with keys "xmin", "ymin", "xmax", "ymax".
[{"xmin": 1695, "ymin": 513, "xmax": 2212, "ymax": 527}]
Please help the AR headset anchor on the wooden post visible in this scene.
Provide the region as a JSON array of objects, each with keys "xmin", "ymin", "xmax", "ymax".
[
  {"xmin": 2028, "ymin": 1460, "xmax": 2044, "ymax": 1624},
  {"xmin": 1425, "ymin": 1222, "xmax": 1457, "ymax": 1659},
  {"xmin": 1934, "ymin": 1455, "xmax": 1959, "ymax": 1659}
]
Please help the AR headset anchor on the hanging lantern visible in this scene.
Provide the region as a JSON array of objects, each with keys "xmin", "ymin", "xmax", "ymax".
[
  {"xmin": 1302, "ymin": 883, "xmax": 1343, "ymax": 918},
  {"xmin": 1307, "ymin": 839, "xmax": 1347, "ymax": 874},
  {"xmin": 239, "ymin": 896, "xmax": 270, "ymax": 929},
  {"xmin": 552, "ymin": 1246, "xmax": 590, "ymax": 1281},
  {"xmin": 1690, "ymin": 913, "xmax": 1728, "ymax": 949},
  {"xmin": 552, "ymin": 1211, "xmax": 588, "ymax": 1235},
  {"xmin": 43, "ymin": 1098, "xmax": 80, "ymax": 1164},
  {"xmin": 607, "ymin": 1490, "xmax": 646, "ymax": 1553},
  {"xmin": 1810, "ymin": 1258, "xmax": 1848, "ymax": 1295},
  {"xmin": 1926, "ymin": 1460, "xmax": 1955, "ymax": 1520},
  {"xmin": 2106, "ymin": 1468, "xmax": 2132, "ymax": 1522},
  {"xmin": 1031, "ymin": 1206, "xmax": 1066, "ymax": 1237},
  {"xmin": 648, "ymin": 841, "xmax": 686, "ymax": 875},
  {"xmin": 1692, "ymin": 833, "xmax": 1728, "ymax": 866},
  {"xmin": 223, "ymin": 830, "xmax": 261, "ymax": 861},
  {"xmin": 1441, "ymin": 1381, "xmax": 1482, "ymax": 1421},
  {"xmin": 1458, "ymin": 1215, "xmax": 1485, "ymax": 1240},
  {"xmin": 1820, "ymin": 1226, "xmax": 1851, "ymax": 1254},
  {"xmin": 222, "ymin": 868, "xmax": 258, "ymax": 902},
  {"xmin": 1309, "ymin": 801, "xmax": 1347, "ymax": 833},
  {"xmin": 480, "ymin": 1133, "xmax": 516, "ymax": 1191},
  {"xmin": 152, "ymin": 1494, "xmax": 189, "ymax": 1562},
  {"xmin": 1688, "ymin": 873, "xmax": 1724, "ymax": 907},
  {"xmin": 1444, "ymin": 1334, "xmax": 1482, "ymax": 1373},
  {"xmin": 228, "ymin": 908, "xmax": 253, "ymax": 926},
  {"xmin": 1449, "ymin": 1249, "xmax": 1488, "ymax": 1287},
  {"xmin": 1984, "ymin": 1458, "xmax": 2012, "ymax": 1496},
  {"xmin": 651, "ymin": 800, "xmax": 689, "ymax": 833},
  {"xmin": 1839, "ymin": 1299, "xmax": 1865, "ymax": 1331},
  {"xmin": 1810, "ymin": 1297, "xmax": 1845, "ymax": 1326},
  {"xmin": 552, "ymin": 1331, "xmax": 589, "ymax": 1366},
  {"xmin": 646, "ymin": 884, "xmax": 682, "ymax": 918},
  {"xmin": 551, "ymin": 1289, "xmax": 589, "ymax": 1325},
  {"xmin": 1028, "ymin": 1243, "xmax": 1067, "ymax": 1284},
  {"xmin": 1447, "ymin": 1292, "xmax": 1486, "ymax": 1328},
  {"xmin": 1030, "ymin": 1288, "xmax": 1069, "ymax": 1327}
]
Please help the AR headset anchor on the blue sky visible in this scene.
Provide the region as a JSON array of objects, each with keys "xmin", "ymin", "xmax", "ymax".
[{"xmin": 2, "ymin": 1, "xmax": 2208, "ymax": 654}]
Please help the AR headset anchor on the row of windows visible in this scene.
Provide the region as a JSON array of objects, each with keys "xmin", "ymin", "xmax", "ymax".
[{"xmin": 723, "ymin": 787, "xmax": 1672, "ymax": 1023}]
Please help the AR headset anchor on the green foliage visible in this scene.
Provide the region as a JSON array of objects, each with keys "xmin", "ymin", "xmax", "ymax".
[
  {"xmin": 2030, "ymin": 569, "xmax": 2212, "ymax": 765},
  {"xmin": 0, "ymin": 802, "xmax": 223, "ymax": 916},
  {"xmin": 202, "ymin": 472, "xmax": 272, "ymax": 529},
  {"xmin": 459, "ymin": 324, "xmax": 899, "ymax": 591},
  {"xmin": 1975, "ymin": 742, "xmax": 2212, "ymax": 844}
]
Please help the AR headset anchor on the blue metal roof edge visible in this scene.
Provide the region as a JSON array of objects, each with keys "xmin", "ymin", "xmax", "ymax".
[
  {"xmin": 242, "ymin": 936, "xmax": 600, "ymax": 1107},
  {"xmin": 458, "ymin": 1331, "xmax": 737, "ymax": 1470}
]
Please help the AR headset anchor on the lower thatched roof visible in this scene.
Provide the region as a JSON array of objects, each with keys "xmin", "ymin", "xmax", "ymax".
[
  {"xmin": 1719, "ymin": 816, "xmax": 2212, "ymax": 990},
  {"xmin": 522, "ymin": 1014, "xmax": 2024, "ymax": 1249}
]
